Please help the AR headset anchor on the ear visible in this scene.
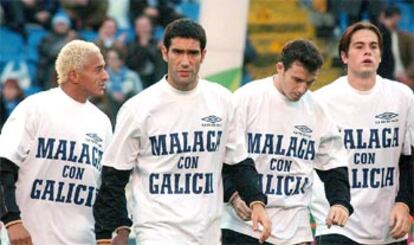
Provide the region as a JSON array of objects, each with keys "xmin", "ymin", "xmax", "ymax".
[
  {"xmin": 68, "ymin": 70, "xmax": 79, "ymax": 84},
  {"xmin": 340, "ymin": 51, "xmax": 348, "ymax": 64},
  {"xmin": 276, "ymin": 62, "xmax": 284, "ymax": 74},
  {"xmin": 200, "ymin": 49, "xmax": 206, "ymax": 63},
  {"xmin": 161, "ymin": 45, "xmax": 168, "ymax": 62}
]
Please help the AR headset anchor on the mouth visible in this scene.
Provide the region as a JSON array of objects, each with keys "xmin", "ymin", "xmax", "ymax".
[
  {"xmin": 362, "ymin": 59, "xmax": 373, "ymax": 64},
  {"xmin": 178, "ymin": 70, "xmax": 191, "ymax": 77}
]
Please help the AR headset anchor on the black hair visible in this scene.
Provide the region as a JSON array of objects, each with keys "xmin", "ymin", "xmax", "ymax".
[
  {"xmin": 280, "ymin": 39, "xmax": 323, "ymax": 72},
  {"xmin": 163, "ymin": 18, "xmax": 206, "ymax": 50}
]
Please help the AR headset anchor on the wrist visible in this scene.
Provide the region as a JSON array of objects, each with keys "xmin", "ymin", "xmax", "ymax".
[
  {"xmin": 5, "ymin": 220, "xmax": 23, "ymax": 229},
  {"xmin": 228, "ymin": 192, "xmax": 239, "ymax": 205},
  {"xmin": 395, "ymin": 202, "xmax": 410, "ymax": 213},
  {"xmin": 115, "ymin": 226, "xmax": 131, "ymax": 235},
  {"xmin": 249, "ymin": 201, "xmax": 266, "ymax": 209},
  {"xmin": 332, "ymin": 204, "xmax": 349, "ymax": 216}
]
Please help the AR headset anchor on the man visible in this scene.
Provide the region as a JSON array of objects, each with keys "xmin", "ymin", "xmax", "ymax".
[
  {"xmin": 380, "ymin": 5, "xmax": 414, "ymax": 83},
  {"xmin": 221, "ymin": 39, "xmax": 353, "ymax": 245},
  {"xmin": 0, "ymin": 40, "xmax": 112, "ymax": 244},
  {"xmin": 93, "ymin": 19, "xmax": 271, "ymax": 245},
  {"xmin": 311, "ymin": 21, "xmax": 414, "ymax": 245}
]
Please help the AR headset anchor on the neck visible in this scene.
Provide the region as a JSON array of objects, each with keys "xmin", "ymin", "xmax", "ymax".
[
  {"xmin": 60, "ymin": 83, "xmax": 88, "ymax": 103},
  {"xmin": 273, "ymin": 75, "xmax": 284, "ymax": 95},
  {"xmin": 347, "ymin": 71, "xmax": 376, "ymax": 91},
  {"xmin": 166, "ymin": 76, "xmax": 198, "ymax": 91}
]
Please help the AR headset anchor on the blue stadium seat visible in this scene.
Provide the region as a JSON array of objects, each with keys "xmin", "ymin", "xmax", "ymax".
[
  {"xmin": 0, "ymin": 27, "xmax": 25, "ymax": 63},
  {"xmin": 27, "ymin": 26, "xmax": 47, "ymax": 63}
]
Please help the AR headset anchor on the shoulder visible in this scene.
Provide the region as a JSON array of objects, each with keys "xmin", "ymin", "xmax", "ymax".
[
  {"xmin": 200, "ymin": 79, "xmax": 232, "ymax": 96},
  {"xmin": 234, "ymin": 76, "xmax": 272, "ymax": 99},
  {"xmin": 381, "ymin": 77, "xmax": 413, "ymax": 98},
  {"xmin": 313, "ymin": 76, "xmax": 346, "ymax": 100}
]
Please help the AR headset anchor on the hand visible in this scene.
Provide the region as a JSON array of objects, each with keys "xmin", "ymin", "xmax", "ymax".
[
  {"xmin": 389, "ymin": 202, "xmax": 411, "ymax": 239},
  {"xmin": 250, "ymin": 202, "xmax": 271, "ymax": 244},
  {"xmin": 112, "ymin": 228, "xmax": 130, "ymax": 245},
  {"xmin": 7, "ymin": 223, "xmax": 33, "ymax": 245},
  {"xmin": 326, "ymin": 205, "xmax": 349, "ymax": 228},
  {"xmin": 230, "ymin": 193, "xmax": 252, "ymax": 221}
]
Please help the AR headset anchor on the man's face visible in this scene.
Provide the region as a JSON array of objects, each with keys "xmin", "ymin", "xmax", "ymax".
[
  {"xmin": 277, "ymin": 61, "xmax": 317, "ymax": 102},
  {"xmin": 162, "ymin": 37, "xmax": 206, "ymax": 91},
  {"xmin": 75, "ymin": 52, "xmax": 109, "ymax": 98},
  {"xmin": 341, "ymin": 29, "xmax": 381, "ymax": 78}
]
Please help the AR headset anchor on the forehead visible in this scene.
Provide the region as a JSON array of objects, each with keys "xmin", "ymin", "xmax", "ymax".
[
  {"xmin": 350, "ymin": 29, "xmax": 379, "ymax": 45},
  {"xmin": 169, "ymin": 37, "xmax": 201, "ymax": 50},
  {"xmin": 84, "ymin": 52, "xmax": 105, "ymax": 67},
  {"xmin": 285, "ymin": 61, "xmax": 316, "ymax": 79}
]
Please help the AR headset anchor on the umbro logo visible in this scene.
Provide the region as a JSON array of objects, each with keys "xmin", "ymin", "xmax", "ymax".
[
  {"xmin": 375, "ymin": 112, "xmax": 398, "ymax": 120},
  {"xmin": 294, "ymin": 125, "xmax": 313, "ymax": 134},
  {"xmin": 86, "ymin": 133, "xmax": 103, "ymax": 147},
  {"xmin": 202, "ymin": 115, "xmax": 222, "ymax": 127}
]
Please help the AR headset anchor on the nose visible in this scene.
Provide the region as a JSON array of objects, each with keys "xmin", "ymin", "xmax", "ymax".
[
  {"xmin": 180, "ymin": 54, "xmax": 190, "ymax": 67},
  {"xmin": 102, "ymin": 69, "xmax": 109, "ymax": 82},
  {"xmin": 297, "ymin": 83, "xmax": 308, "ymax": 94}
]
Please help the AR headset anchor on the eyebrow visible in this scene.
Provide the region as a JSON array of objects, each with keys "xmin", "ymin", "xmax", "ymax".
[{"xmin": 352, "ymin": 41, "xmax": 379, "ymax": 46}]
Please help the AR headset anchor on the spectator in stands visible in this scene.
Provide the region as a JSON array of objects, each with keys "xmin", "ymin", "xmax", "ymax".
[
  {"xmin": 37, "ymin": 12, "xmax": 78, "ymax": 90},
  {"xmin": 105, "ymin": 47, "xmax": 143, "ymax": 119},
  {"xmin": 60, "ymin": 0, "xmax": 108, "ymax": 30},
  {"xmin": 129, "ymin": 0, "xmax": 183, "ymax": 27},
  {"xmin": 94, "ymin": 17, "xmax": 127, "ymax": 58},
  {"xmin": 0, "ymin": 77, "xmax": 25, "ymax": 129},
  {"xmin": 0, "ymin": 0, "xmax": 59, "ymax": 38},
  {"xmin": 126, "ymin": 15, "xmax": 166, "ymax": 88},
  {"xmin": 380, "ymin": 5, "xmax": 414, "ymax": 83},
  {"xmin": 402, "ymin": 64, "xmax": 414, "ymax": 91}
]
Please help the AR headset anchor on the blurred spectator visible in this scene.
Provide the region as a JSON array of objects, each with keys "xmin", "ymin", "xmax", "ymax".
[
  {"xmin": 377, "ymin": 9, "xmax": 395, "ymax": 80},
  {"xmin": 241, "ymin": 38, "xmax": 258, "ymax": 85},
  {"xmin": 0, "ymin": 0, "xmax": 59, "ymax": 38},
  {"xmin": 60, "ymin": 0, "xmax": 108, "ymax": 30},
  {"xmin": 380, "ymin": 5, "xmax": 414, "ymax": 82},
  {"xmin": 126, "ymin": 15, "xmax": 166, "ymax": 88},
  {"xmin": 37, "ymin": 12, "xmax": 78, "ymax": 90},
  {"xmin": 129, "ymin": 0, "xmax": 183, "ymax": 27},
  {"xmin": 107, "ymin": 0, "xmax": 130, "ymax": 30},
  {"xmin": 106, "ymin": 48, "xmax": 143, "ymax": 112},
  {"xmin": 402, "ymin": 63, "xmax": 414, "ymax": 91},
  {"xmin": 94, "ymin": 17, "xmax": 127, "ymax": 58},
  {"xmin": 0, "ymin": 77, "xmax": 25, "ymax": 128}
]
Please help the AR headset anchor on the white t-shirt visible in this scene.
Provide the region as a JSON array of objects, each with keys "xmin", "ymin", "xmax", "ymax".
[
  {"xmin": 310, "ymin": 75, "xmax": 414, "ymax": 244},
  {"xmin": 101, "ymin": 77, "xmax": 247, "ymax": 245},
  {"xmin": 0, "ymin": 87, "xmax": 112, "ymax": 245},
  {"xmin": 220, "ymin": 76, "xmax": 347, "ymax": 245}
]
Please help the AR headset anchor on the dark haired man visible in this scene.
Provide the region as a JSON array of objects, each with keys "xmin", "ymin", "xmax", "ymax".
[
  {"xmin": 221, "ymin": 39, "xmax": 353, "ymax": 245},
  {"xmin": 93, "ymin": 19, "xmax": 271, "ymax": 245},
  {"xmin": 311, "ymin": 21, "xmax": 414, "ymax": 245}
]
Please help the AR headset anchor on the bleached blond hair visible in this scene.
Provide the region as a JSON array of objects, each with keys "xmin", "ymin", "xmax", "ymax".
[{"xmin": 55, "ymin": 40, "xmax": 101, "ymax": 84}]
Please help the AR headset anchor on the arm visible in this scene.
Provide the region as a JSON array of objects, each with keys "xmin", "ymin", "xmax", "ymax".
[
  {"xmin": 222, "ymin": 164, "xmax": 251, "ymax": 221},
  {"xmin": 388, "ymin": 149, "xmax": 414, "ymax": 239},
  {"xmin": 93, "ymin": 166, "xmax": 132, "ymax": 243},
  {"xmin": 223, "ymin": 158, "xmax": 271, "ymax": 243},
  {"xmin": 0, "ymin": 158, "xmax": 32, "ymax": 244},
  {"xmin": 316, "ymin": 167, "xmax": 353, "ymax": 227},
  {"xmin": 395, "ymin": 150, "xmax": 414, "ymax": 214}
]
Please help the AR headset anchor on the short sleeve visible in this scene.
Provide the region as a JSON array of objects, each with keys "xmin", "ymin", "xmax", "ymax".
[
  {"xmin": 224, "ymin": 91, "xmax": 248, "ymax": 165},
  {"xmin": 314, "ymin": 110, "xmax": 348, "ymax": 170},
  {"xmin": 402, "ymin": 92, "xmax": 414, "ymax": 155},
  {"xmin": 0, "ymin": 99, "xmax": 37, "ymax": 166},
  {"xmin": 101, "ymin": 103, "xmax": 141, "ymax": 170}
]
